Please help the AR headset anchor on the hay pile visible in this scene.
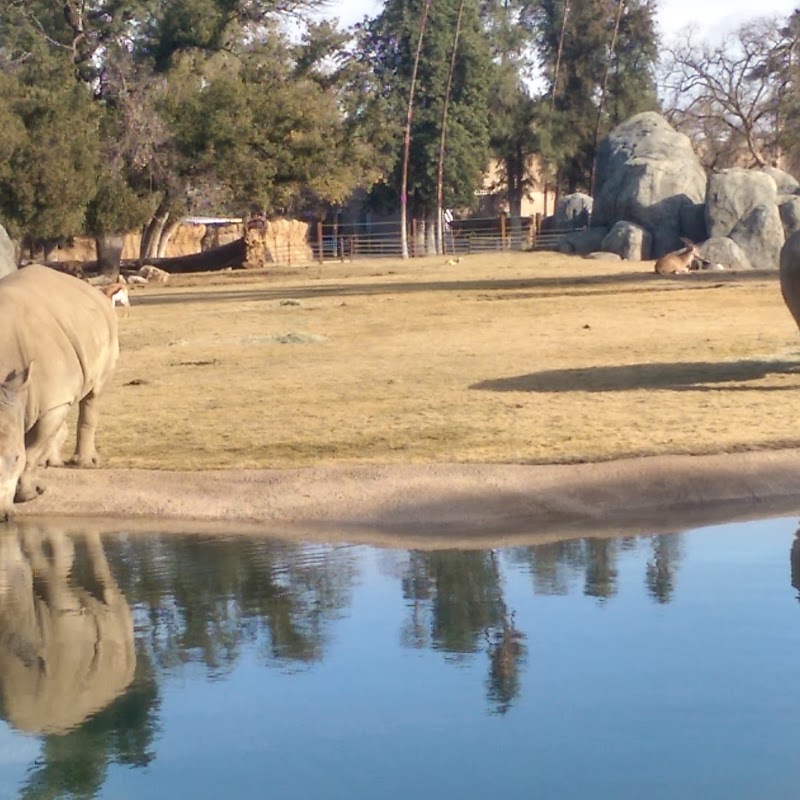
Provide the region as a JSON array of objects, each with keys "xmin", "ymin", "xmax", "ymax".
[
  {"xmin": 47, "ymin": 219, "xmax": 310, "ymax": 266},
  {"xmin": 243, "ymin": 218, "xmax": 314, "ymax": 267}
]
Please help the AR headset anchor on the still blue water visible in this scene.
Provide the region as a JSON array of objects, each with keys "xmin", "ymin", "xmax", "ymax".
[{"xmin": 1, "ymin": 516, "xmax": 800, "ymax": 799}]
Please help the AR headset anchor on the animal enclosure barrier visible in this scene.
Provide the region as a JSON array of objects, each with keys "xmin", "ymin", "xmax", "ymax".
[{"xmin": 310, "ymin": 215, "xmax": 561, "ymax": 263}]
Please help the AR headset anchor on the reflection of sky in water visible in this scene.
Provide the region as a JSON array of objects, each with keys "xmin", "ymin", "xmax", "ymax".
[
  {"xmin": 2, "ymin": 516, "xmax": 800, "ymax": 799},
  {"xmin": 0, "ymin": 729, "xmax": 39, "ymax": 766}
]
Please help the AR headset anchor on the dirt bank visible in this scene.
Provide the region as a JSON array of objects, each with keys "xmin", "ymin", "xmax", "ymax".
[{"xmin": 15, "ymin": 449, "xmax": 800, "ymax": 547}]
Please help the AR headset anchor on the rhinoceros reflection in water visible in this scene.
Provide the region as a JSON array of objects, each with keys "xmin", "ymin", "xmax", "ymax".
[{"xmin": 0, "ymin": 523, "xmax": 135, "ymax": 734}]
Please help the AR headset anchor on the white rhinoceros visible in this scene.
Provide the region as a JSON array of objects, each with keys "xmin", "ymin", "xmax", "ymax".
[{"xmin": 0, "ymin": 265, "xmax": 119, "ymax": 519}]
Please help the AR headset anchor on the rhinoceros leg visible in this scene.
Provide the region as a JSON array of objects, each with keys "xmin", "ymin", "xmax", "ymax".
[
  {"xmin": 16, "ymin": 406, "xmax": 71, "ymax": 502},
  {"xmin": 69, "ymin": 390, "xmax": 101, "ymax": 468},
  {"xmin": 40, "ymin": 421, "xmax": 68, "ymax": 467}
]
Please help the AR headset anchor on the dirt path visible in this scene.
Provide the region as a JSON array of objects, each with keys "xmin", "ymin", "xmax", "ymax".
[{"xmin": 16, "ymin": 450, "xmax": 800, "ymax": 547}]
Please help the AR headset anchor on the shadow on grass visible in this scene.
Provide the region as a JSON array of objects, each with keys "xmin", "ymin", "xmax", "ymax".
[
  {"xmin": 134, "ymin": 268, "xmax": 776, "ymax": 307},
  {"xmin": 471, "ymin": 359, "xmax": 800, "ymax": 394}
]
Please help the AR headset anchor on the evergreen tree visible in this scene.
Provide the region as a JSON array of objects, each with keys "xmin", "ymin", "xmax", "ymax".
[
  {"xmin": 534, "ymin": 0, "xmax": 659, "ymax": 193},
  {"xmin": 0, "ymin": 0, "xmax": 382, "ymax": 266},
  {"xmin": 0, "ymin": 59, "xmax": 99, "ymax": 247},
  {"xmin": 361, "ymin": 0, "xmax": 492, "ymax": 250},
  {"xmin": 481, "ymin": 0, "xmax": 541, "ymax": 240}
]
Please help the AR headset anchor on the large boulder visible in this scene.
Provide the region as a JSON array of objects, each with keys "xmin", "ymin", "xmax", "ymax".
[
  {"xmin": 0, "ymin": 223, "xmax": 17, "ymax": 279},
  {"xmin": 592, "ymin": 112, "xmax": 707, "ymax": 258},
  {"xmin": 779, "ymin": 196, "xmax": 800, "ymax": 239},
  {"xmin": 557, "ymin": 226, "xmax": 608, "ymax": 256},
  {"xmin": 601, "ymin": 221, "xmax": 652, "ymax": 261},
  {"xmin": 705, "ymin": 169, "xmax": 778, "ymax": 239},
  {"xmin": 679, "ymin": 202, "xmax": 708, "ymax": 244},
  {"xmin": 697, "ymin": 237, "xmax": 753, "ymax": 271},
  {"xmin": 760, "ymin": 166, "xmax": 799, "ymax": 195},
  {"xmin": 729, "ymin": 203, "xmax": 784, "ymax": 269},
  {"xmin": 553, "ymin": 193, "xmax": 593, "ymax": 230}
]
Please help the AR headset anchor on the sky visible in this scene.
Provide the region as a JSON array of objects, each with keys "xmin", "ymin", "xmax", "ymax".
[{"xmin": 323, "ymin": 0, "xmax": 796, "ymax": 40}]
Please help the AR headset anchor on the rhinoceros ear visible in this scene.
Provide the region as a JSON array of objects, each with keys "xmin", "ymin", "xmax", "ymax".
[{"xmin": 1, "ymin": 363, "xmax": 32, "ymax": 399}]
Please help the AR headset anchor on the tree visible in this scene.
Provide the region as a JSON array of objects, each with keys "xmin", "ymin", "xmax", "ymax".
[
  {"xmin": 481, "ymin": 0, "xmax": 541, "ymax": 247},
  {"xmin": 659, "ymin": 16, "xmax": 794, "ymax": 169},
  {"xmin": 0, "ymin": 0, "xmax": 381, "ymax": 273},
  {"xmin": 400, "ymin": 0, "xmax": 432, "ymax": 259},
  {"xmin": 0, "ymin": 61, "xmax": 99, "ymax": 251},
  {"xmin": 361, "ymin": 0, "xmax": 493, "ymax": 254},
  {"xmin": 534, "ymin": 0, "xmax": 659, "ymax": 193},
  {"xmin": 435, "ymin": 0, "xmax": 467, "ymax": 253}
]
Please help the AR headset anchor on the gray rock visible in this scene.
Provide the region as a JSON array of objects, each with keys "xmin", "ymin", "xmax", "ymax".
[
  {"xmin": 585, "ymin": 251, "xmax": 622, "ymax": 261},
  {"xmin": 592, "ymin": 112, "xmax": 707, "ymax": 258},
  {"xmin": 729, "ymin": 203, "xmax": 784, "ymax": 269},
  {"xmin": 760, "ymin": 166, "xmax": 799, "ymax": 194},
  {"xmin": 554, "ymin": 193, "xmax": 593, "ymax": 230},
  {"xmin": 601, "ymin": 221, "xmax": 652, "ymax": 260},
  {"xmin": 679, "ymin": 202, "xmax": 708, "ymax": 243},
  {"xmin": 779, "ymin": 196, "xmax": 800, "ymax": 238},
  {"xmin": 0, "ymin": 222, "xmax": 17, "ymax": 279},
  {"xmin": 557, "ymin": 227, "xmax": 609, "ymax": 256},
  {"xmin": 540, "ymin": 214, "xmax": 557, "ymax": 232},
  {"xmin": 705, "ymin": 169, "xmax": 778, "ymax": 239},
  {"xmin": 697, "ymin": 237, "xmax": 753, "ymax": 270},
  {"xmin": 699, "ymin": 262, "xmax": 726, "ymax": 271}
]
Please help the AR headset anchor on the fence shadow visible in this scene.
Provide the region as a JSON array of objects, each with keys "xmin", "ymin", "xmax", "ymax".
[
  {"xmin": 471, "ymin": 359, "xmax": 800, "ymax": 394},
  {"xmin": 135, "ymin": 268, "xmax": 775, "ymax": 308}
]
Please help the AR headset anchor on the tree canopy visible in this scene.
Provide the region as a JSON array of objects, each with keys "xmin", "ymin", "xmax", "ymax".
[
  {"xmin": 0, "ymin": 0, "xmax": 383, "ymax": 252},
  {"xmin": 13, "ymin": 0, "xmax": 800, "ymax": 255},
  {"xmin": 659, "ymin": 15, "xmax": 799, "ymax": 171},
  {"xmin": 533, "ymin": 0, "xmax": 660, "ymax": 193},
  {"xmin": 360, "ymin": 0, "xmax": 492, "ymax": 221}
]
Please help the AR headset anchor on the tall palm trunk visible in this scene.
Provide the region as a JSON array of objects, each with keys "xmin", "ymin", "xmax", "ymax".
[
  {"xmin": 400, "ymin": 0, "xmax": 433, "ymax": 259},
  {"xmin": 436, "ymin": 0, "xmax": 466, "ymax": 255}
]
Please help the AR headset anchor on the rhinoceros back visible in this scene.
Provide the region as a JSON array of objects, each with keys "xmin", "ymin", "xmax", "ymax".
[{"xmin": 0, "ymin": 265, "xmax": 119, "ymax": 427}]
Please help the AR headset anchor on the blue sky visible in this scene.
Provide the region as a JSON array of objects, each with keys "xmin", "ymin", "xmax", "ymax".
[{"xmin": 322, "ymin": 0, "xmax": 795, "ymax": 39}]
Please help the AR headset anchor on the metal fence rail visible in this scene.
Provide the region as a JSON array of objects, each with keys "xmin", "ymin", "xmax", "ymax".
[{"xmin": 307, "ymin": 215, "xmax": 579, "ymax": 264}]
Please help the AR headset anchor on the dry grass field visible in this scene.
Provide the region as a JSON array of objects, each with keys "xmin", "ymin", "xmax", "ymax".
[{"xmin": 85, "ymin": 250, "xmax": 800, "ymax": 471}]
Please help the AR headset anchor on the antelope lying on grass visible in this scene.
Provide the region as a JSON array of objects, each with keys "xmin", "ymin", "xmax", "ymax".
[
  {"xmin": 99, "ymin": 282, "xmax": 130, "ymax": 315},
  {"xmin": 654, "ymin": 238, "xmax": 699, "ymax": 275}
]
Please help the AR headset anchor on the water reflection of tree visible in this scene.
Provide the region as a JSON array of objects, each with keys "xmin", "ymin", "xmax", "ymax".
[
  {"xmin": 0, "ymin": 524, "xmax": 160, "ymax": 800},
  {"xmin": 105, "ymin": 536, "xmax": 357, "ymax": 673},
  {"xmin": 790, "ymin": 529, "xmax": 800, "ymax": 599},
  {"xmin": 509, "ymin": 534, "xmax": 683, "ymax": 603},
  {"xmin": 18, "ymin": 652, "xmax": 160, "ymax": 800},
  {"xmin": 400, "ymin": 549, "xmax": 527, "ymax": 715},
  {"xmin": 645, "ymin": 535, "xmax": 682, "ymax": 604},
  {"xmin": 4, "ymin": 531, "xmax": 358, "ymax": 800}
]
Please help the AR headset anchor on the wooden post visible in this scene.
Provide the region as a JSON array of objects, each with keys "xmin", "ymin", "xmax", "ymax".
[
  {"xmin": 411, "ymin": 218, "xmax": 417, "ymax": 258},
  {"xmin": 499, "ymin": 212, "xmax": 507, "ymax": 251},
  {"xmin": 317, "ymin": 221, "xmax": 324, "ymax": 265}
]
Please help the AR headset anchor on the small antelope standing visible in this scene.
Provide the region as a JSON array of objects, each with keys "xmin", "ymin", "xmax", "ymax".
[
  {"xmin": 100, "ymin": 282, "xmax": 131, "ymax": 315},
  {"xmin": 654, "ymin": 238, "xmax": 699, "ymax": 275}
]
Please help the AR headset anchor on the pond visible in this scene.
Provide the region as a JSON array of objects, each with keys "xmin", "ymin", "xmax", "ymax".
[{"xmin": 1, "ymin": 515, "xmax": 800, "ymax": 799}]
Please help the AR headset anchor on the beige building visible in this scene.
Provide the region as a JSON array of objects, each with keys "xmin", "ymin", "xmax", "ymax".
[{"xmin": 474, "ymin": 156, "xmax": 555, "ymax": 219}]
